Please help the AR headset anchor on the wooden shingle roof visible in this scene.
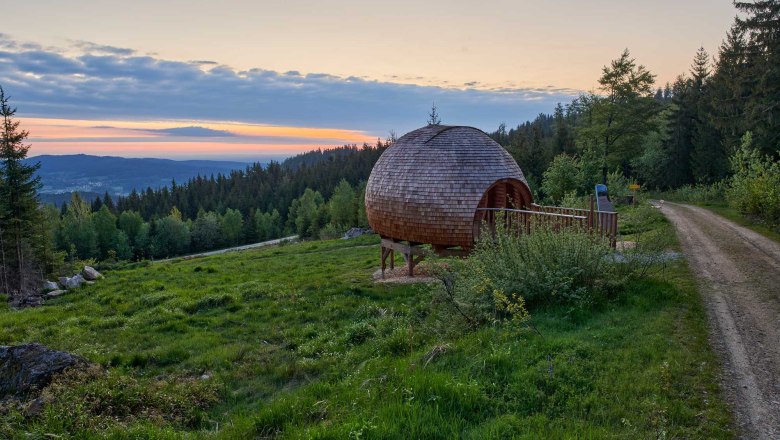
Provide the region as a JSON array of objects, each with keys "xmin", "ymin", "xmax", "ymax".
[{"xmin": 365, "ymin": 125, "xmax": 531, "ymax": 247}]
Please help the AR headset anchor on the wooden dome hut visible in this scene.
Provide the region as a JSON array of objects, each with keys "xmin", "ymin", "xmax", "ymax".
[{"xmin": 365, "ymin": 125, "xmax": 534, "ymax": 275}]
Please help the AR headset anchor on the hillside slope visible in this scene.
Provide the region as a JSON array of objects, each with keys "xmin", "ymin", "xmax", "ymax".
[{"xmin": 0, "ymin": 235, "xmax": 731, "ymax": 438}]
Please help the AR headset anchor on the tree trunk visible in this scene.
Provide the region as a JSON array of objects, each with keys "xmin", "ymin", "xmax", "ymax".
[
  {"xmin": 0, "ymin": 225, "xmax": 8, "ymax": 296},
  {"xmin": 15, "ymin": 227, "xmax": 24, "ymax": 295}
]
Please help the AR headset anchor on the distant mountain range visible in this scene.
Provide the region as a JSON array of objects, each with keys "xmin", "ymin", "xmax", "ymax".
[{"xmin": 24, "ymin": 154, "xmax": 254, "ymax": 203}]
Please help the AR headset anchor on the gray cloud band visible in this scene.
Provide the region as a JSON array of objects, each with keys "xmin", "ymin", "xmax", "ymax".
[{"xmin": 0, "ymin": 35, "xmax": 581, "ymax": 134}]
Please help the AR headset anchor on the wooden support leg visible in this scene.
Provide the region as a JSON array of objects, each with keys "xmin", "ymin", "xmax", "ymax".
[
  {"xmin": 380, "ymin": 245, "xmax": 388, "ymax": 279},
  {"xmin": 389, "ymin": 250, "xmax": 394, "ymax": 270}
]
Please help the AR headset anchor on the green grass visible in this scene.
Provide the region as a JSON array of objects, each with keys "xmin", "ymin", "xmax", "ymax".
[{"xmin": 0, "ymin": 231, "xmax": 733, "ymax": 438}]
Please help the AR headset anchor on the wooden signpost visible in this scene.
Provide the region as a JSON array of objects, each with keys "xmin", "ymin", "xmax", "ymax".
[{"xmin": 628, "ymin": 183, "xmax": 640, "ymax": 205}]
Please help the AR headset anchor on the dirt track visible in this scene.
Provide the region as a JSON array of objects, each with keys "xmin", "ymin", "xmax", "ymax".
[{"xmin": 659, "ymin": 202, "xmax": 780, "ymax": 439}]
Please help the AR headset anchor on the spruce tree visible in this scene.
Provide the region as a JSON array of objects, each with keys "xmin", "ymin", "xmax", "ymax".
[
  {"xmin": 735, "ymin": 0, "xmax": 780, "ymax": 154},
  {"xmin": 688, "ymin": 48, "xmax": 728, "ymax": 183},
  {"xmin": 709, "ymin": 26, "xmax": 749, "ymax": 152},
  {"xmin": 427, "ymin": 103, "xmax": 441, "ymax": 126},
  {"xmin": 0, "ymin": 86, "xmax": 42, "ymax": 298}
]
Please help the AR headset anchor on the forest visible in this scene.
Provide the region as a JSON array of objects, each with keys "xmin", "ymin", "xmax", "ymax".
[
  {"xmin": 488, "ymin": 2, "xmax": 779, "ymax": 217},
  {"xmin": 0, "ymin": 1, "xmax": 778, "ymax": 303}
]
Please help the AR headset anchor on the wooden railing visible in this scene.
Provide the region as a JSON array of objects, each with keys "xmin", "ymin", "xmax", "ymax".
[{"xmin": 474, "ymin": 202, "xmax": 618, "ymax": 247}]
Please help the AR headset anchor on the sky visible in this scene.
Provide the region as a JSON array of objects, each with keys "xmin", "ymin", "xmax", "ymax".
[{"xmin": 1, "ymin": 0, "xmax": 737, "ymax": 161}]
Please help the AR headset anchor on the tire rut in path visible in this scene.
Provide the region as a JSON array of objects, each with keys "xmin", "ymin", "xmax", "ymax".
[{"xmin": 660, "ymin": 202, "xmax": 780, "ymax": 439}]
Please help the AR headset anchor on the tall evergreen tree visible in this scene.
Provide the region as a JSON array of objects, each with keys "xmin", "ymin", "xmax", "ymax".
[
  {"xmin": 735, "ymin": 0, "xmax": 780, "ymax": 154},
  {"xmin": 0, "ymin": 86, "xmax": 43, "ymax": 298},
  {"xmin": 578, "ymin": 50, "xmax": 658, "ymax": 183},
  {"xmin": 688, "ymin": 47, "xmax": 729, "ymax": 183},
  {"xmin": 427, "ymin": 102, "xmax": 441, "ymax": 126},
  {"xmin": 709, "ymin": 26, "xmax": 749, "ymax": 153}
]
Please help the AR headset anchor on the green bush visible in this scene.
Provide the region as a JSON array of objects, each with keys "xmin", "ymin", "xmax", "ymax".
[
  {"xmin": 432, "ymin": 221, "xmax": 618, "ymax": 333},
  {"xmin": 541, "ymin": 155, "xmax": 580, "ymax": 204},
  {"xmin": 471, "ymin": 222, "xmax": 616, "ymax": 307},
  {"xmin": 726, "ymin": 132, "xmax": 780, "ymax": 225},
  {"xmin": 665, "ymin": 182, "xmax": 726, "ymax": 204}
]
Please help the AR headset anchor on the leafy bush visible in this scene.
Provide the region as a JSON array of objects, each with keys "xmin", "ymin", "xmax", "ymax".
[
  {"xmin": 607, "ymin": 170, "xmax": 631, "ymax": 202},
  {"xmin": 665, "ymin": 182, "xmax": 726, "ymax": 204},
  {"xmin": 726, "ymin": 132, "xmax": 780, "ymax": 225},
  {"xmin": 432, "ymin": 221, "xmax": 618, "ymax": 332},
  {"xmin": 541, "ymin": 155, "xmax": 580, "ymax": 204},
  {"xmin": 470, "ymin": 222, "xmax": 617, "ymax": 307}
]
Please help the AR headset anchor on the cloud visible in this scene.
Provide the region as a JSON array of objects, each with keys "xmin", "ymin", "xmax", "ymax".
[
  {"xmin": 143, "ymin": 126, "xmax": 236, "ymax": 137},
  {"xmin": 0, "ymin": 36, "xmax": 583, "ymax": 134},
  {"xmin": 72, "ymin": 40, "xmax": 136, "ymax": 56}
]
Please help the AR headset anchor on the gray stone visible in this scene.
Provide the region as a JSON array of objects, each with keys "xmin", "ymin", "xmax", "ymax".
[
  {"xmin": 343, "ymin": 227, "xmax": 373, "ymax": 240},
  {"xmin": 82, "ymin": 266, "xmax": 102, "ymax": 281},
  {"xmin": 0, "ymin": 343, "xmax": 90, "ymax": 397},
  {"xmin": 57, "ymin": 277, "xmax": 68, "ymax": 287},
  {"xmin": 14, "ymin": 295, "xmax": 44, "ymax": 308},
  {"xmin": 42, "ymin": 281, "xmax": 59, "ymax": 292},
  {"xmin": 64, "ymin": 274, "xmax": 85, "ymax": 290},
  {"xmin": 45, "ymin": 290, "xmax": 67, "ymax": 298}
]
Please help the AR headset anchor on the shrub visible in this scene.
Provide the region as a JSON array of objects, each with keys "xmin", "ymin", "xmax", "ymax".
[
  {"xmin": 726, "ymin": 132, "xmax": 780, "ymax": 225},
  {"xmin": 666, "ymin": 182, "xmax": 726, "ymax": 204},
  {"xmin": 432, "ymin": 221, "xmax": 617, "ymax": 332},
  {"xmin": 470, "ymin": 222, "xmax": 616, "ymax": 307},
  {"xmin": 607, "ymin": 170, "xmax": 630, "ymax": 202},
  {"xmin": 541, "ymin": 155, "xmax": 580, "ymax": 204}
]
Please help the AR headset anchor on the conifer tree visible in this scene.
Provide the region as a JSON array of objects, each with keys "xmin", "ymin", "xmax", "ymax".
[
  {"xmin": 427, "ymin": 102, "xmax": 441, "ymax": 126},
  {"xmin": 735, "ymin": 1, "xmax": 780, "ymax": 154},
  {"xmin": 0, "ymin": 86, "xmax": 43, "ymax": 298}
]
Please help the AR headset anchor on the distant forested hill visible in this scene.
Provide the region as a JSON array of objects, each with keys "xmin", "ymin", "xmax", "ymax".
[
  {"xmin": 24, "ymin": 154, "xmax": 251, "ymax": 196},
  {"xmin": 114, "ymin": 142, "xmax": 386, "ymax": 221}
]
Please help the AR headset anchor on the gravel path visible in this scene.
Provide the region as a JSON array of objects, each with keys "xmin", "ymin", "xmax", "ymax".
[{"xmin": 659, "ymin": 202, "xmax": 780, "ymax": 439}]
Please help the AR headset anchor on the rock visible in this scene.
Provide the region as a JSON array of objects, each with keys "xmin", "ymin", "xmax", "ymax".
[
  {"xmin": 343, "ymin": 227, "xmax": 373, "ymax": 240},
  {"xmin": 14, "ymin": 295, "xmax": 45, "ymax": 308},
  {"xmin": 57, "ymin": 277, "xmax": 68, "ymax": 287},
  {"xmin": 0, "ymin": 343, "xmax": 90, "ymax": 398},
  {"xmin": 45, "ymin": 290, "xmax": 67, "ymax": 298},
  {"xmin": 42, "ymin": 281, "xmax": 59, "ymax": 292},
  {"xmin": 64, "ymin": 274, "xmax": 85, "ymax": 290},
  {"xmin": 82, "ymin": 266, "xmax": 102, "ymax": 281}
]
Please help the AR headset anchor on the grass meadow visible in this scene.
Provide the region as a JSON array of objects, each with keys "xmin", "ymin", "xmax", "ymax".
[{"xmin": 0, "ymin": 214, "xmax": 733, "ymax": 438}]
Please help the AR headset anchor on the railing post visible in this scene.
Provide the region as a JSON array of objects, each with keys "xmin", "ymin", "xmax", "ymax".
[{"xmin": 588, "ymin": 195, "xmax": 594, "ymax": 231}]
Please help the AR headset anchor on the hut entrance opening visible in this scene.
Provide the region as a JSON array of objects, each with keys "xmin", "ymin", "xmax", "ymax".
[
  {"xmin": 478, "ymin": 179, "xmax": 531, "ymax": 211},
  {"xmin": 473, "ymin": 179, "xmax": 532, "ymax": 233}
]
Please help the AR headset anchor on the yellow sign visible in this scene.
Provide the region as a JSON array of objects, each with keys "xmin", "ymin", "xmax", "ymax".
[{"xmin": 628, "ymin": 184, "xmax": 641, "ymax": 190}]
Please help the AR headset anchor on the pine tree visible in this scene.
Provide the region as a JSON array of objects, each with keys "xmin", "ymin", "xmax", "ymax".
[
  {"xmin": 427, "ymin": 102, "xmax": 441, "ymax": 126},
  {"xmin": 688, "ymin": 47, "xmax": 728, "ymax": 183},
  {"xmin": 735, "ymin": 1, "xmax": 780, "ymax": 154},
  {"xmin": 0, "ymin": 86, "xmax": 43, "ymax": 298},
  {"xmin": 709, "ymin": 26, "xmax": 749, "ymax": 152}
]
